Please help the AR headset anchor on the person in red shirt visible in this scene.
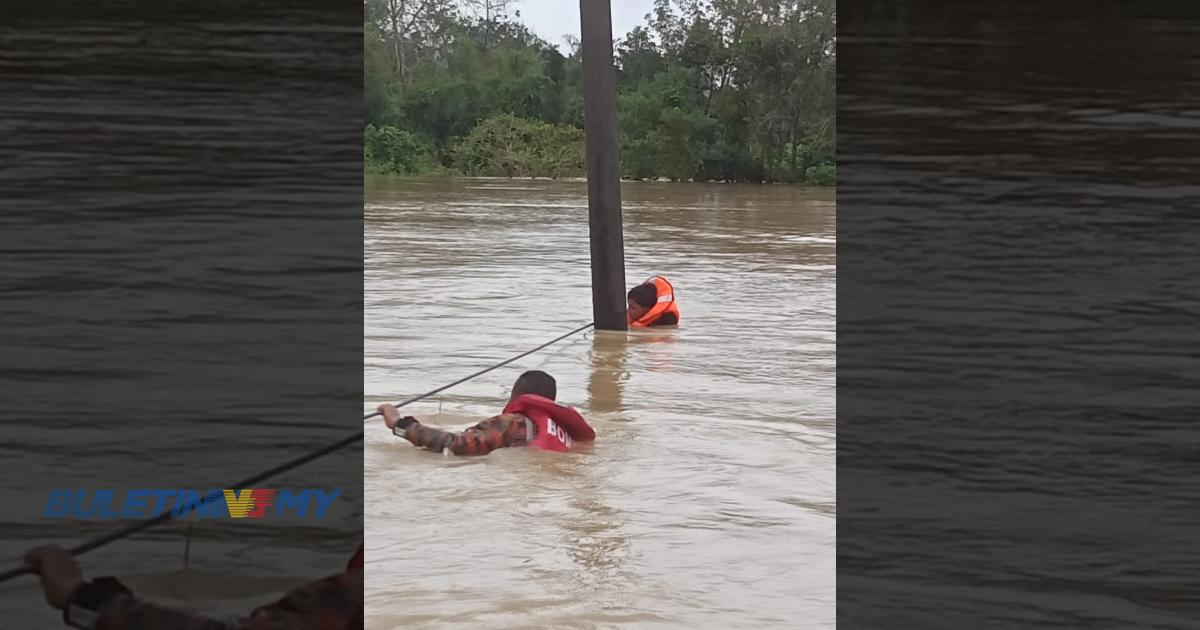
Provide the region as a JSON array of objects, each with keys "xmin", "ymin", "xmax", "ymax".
[
  {"xmin": 379, "ymin": 370, "xmax": 595, "ymax": 456},
  {"xmin": 23, "ymin": 543, "xmax": 363, "ymax": 629}
]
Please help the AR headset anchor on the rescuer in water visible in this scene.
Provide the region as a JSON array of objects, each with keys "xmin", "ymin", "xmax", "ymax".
[
  {"xmin": 627, "ymin": 275, "xmax": 680, "ymax": 328},
  {"xmin": 23, "ymin": 543, "xmax": 363, "ymax": 629},
  {"xmin": 379, "ymin": 370, "xmax": 595, "ymax": 456}
]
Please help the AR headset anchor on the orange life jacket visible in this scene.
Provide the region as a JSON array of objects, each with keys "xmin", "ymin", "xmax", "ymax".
[{"xmin": 629, "ymin": 275, "xmax": 680, "ymax": 328}]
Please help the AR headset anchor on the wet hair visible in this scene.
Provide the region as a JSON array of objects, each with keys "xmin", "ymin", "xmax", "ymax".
[
  {"xmin": 627, "ymin": 283, "xmax": 657, "ymax": 308},
  {"xmin": 511, "ymin": 370, "xmax": 557, "ymax": 401}
]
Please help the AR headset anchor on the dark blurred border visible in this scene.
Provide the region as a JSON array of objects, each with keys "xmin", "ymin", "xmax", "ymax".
[
  {"xmin": 838, "ymin": 1, "xmax": 1200, "ymax": 627},
  {"xmin": 0, "ymin": 0, "xmax": 362, "ymax": 620}
]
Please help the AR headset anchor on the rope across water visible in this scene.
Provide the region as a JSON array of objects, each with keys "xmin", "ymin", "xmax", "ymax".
[
  {"xmin": 362, "ymin": 321, "xmax": 595, "ymax": 421},
  {"xmin": 0, "ymin": 322, "xmax": 595, "ymax": 583}
]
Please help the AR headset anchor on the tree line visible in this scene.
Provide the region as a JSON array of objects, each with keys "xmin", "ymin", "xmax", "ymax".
[{"xmin": 365, "ymin": 0, "xmax": 835, "ymax": 184}]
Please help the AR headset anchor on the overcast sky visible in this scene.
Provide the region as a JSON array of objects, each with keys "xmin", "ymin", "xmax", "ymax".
[{"xmin": 506, "ymin": 0, "xmax": 657, "ymax": 51}]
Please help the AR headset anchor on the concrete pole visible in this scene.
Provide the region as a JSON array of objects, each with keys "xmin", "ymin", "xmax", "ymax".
[{"xmin": 579, "ymin": 0, "xmax": 627, "ymax": 331}]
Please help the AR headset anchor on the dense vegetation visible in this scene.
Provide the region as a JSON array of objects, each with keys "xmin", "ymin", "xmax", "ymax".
[{"xmin": 365, "ymin": 0, "xmax": 834, "ymax": 184}]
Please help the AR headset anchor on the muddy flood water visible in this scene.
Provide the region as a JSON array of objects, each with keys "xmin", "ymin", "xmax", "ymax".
[{"xmin": 364, "ymin": 176, "xmax": 835, "ymax": 629}]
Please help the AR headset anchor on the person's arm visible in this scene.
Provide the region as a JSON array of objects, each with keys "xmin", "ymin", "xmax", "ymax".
[
  {"xmin": 377, "ymin": 404, "xmax": 519, "ymax": 456},
  {"xmin": 652, "ymin": 312, "xmax": 678, "ymax": 326},
  {"xmin": 23, "ymin": 545, "xmax": 361, "ymax": 630},
  {"xmin": 94, "ymin": 570, "xmax": 362, "ymax": 630},
  {"xmin": 399, "ymin": 416, "xmax": 517, "ymax": 456}
]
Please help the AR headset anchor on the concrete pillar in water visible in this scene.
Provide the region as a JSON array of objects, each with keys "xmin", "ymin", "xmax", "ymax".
[{"xmin": 579, "ymin": 0, "xmax": 627, "ymax": 331}]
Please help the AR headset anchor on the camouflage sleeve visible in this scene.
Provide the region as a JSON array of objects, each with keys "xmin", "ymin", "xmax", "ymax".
[
  {"xmin": 94, "ymin": 570, "xmax": 362, "ymax": 630},
  {"xmin": 401, "ymin": 416, "xmax": 519, "ymax": 456}
]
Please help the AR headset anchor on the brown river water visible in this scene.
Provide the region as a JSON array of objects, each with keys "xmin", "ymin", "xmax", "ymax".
[{"xmin": 364, "ymin": 176, "xmax": 836, "ymax": 629}]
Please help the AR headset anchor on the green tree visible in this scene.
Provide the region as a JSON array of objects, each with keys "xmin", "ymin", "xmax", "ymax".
[{"xmin": 362, "ymin": 0, "xmax": 835, "ymax": 185}]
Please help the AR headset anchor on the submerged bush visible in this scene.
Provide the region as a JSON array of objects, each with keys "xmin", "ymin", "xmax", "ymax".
[
  {"xmin": 804, "ymin": 163, "xmax": 836, "ymax": 186},
  {"xmin": 452, "ymin": 114, "xmax": 584, "ymax": 179},
  {"xmin": 364, "ymin": 125, "xmax": 439, "ymax": 175}
]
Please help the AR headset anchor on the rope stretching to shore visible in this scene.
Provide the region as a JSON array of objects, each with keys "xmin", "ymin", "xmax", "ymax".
[
  {"xmin": 0, "ymin": 322, "xmax": 595, "ymax": 583},
  {"xmin": 362, "ymin": 321, "xmax": 595, "ymax": 421}
]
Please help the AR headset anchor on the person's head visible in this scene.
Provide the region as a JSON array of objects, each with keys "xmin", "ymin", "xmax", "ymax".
[
  {"xmin": 510, "ymin": 369, "xmax": 557, "ymax": 402},
  {"xmin": 627, "ymin": 283, "xmax": 657, "ymax": 321}
]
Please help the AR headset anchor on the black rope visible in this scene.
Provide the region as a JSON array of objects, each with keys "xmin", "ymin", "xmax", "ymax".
[
  {"xmin": 0, "ymin": 322, "xmax": 595, "ymax": 584},
  {"xmin": 362, "ymin": 321, "xmax": 595, "ymax": 421}
]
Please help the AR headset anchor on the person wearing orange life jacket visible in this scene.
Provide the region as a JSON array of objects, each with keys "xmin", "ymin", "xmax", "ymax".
[
  {"xmin": 627, "ymin": 276, "xmax": 680, "ymax": 328},
  {"xmin": 378, "ymin": 370, "xmax": 595, "ymax": 456}
]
